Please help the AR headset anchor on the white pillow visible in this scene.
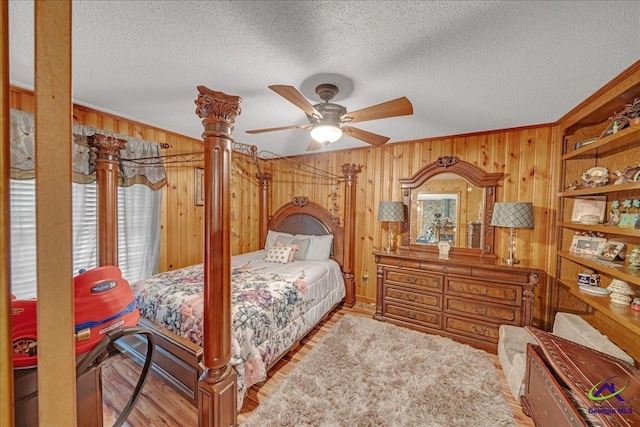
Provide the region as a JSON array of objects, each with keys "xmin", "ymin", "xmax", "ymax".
[
  {"xmin": 263, "ymin": 245, "xmax": 295, "ymax": 264},
  {"xmin": 265, "ymin": 230, "xmax": 293, "ymax": 251},
  {"xmin": 305, "ymin": 234, "xmax": 334, "ymax": 261}
]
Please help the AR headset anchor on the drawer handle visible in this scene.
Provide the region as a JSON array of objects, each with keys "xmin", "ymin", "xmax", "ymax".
[
  {"xmin": 473, "ymin": 286, "xmax": 489, "ymax": 295},
  {"xmin": 472, "ymin": 305, "xmax": 488, "ymax": 315},
  {"xmin": 396, "ymin": 261, "xmax": 403, "ymax": 268},
  {"xmin": 472, "ymin": 325, "xmax": 488, "ymax": 335},
  {"xmin": 441, "ymin": 266, "xmax": 448, "ymax": 274}
]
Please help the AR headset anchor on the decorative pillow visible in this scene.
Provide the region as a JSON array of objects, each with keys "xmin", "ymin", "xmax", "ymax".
[
  {"xmin": 275, "ymin": 240, "xmax": 299, "ymax": 262},
  {"xmin": 263, "ymin": 245, "xmax": 295, "ymax": 264},
  {"xmin": 305, "ymin": 234, "xmax": 334, "ymax": 261},
  {"xmin": 290, "ymin": 236, "xmax": 311, "ymax": 261},
  {"xmin": 264, "ymin": 230, "xmax": 293, "ymax": 251}
]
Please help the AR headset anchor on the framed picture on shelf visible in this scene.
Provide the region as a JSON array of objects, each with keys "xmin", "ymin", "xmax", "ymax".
[
  {"xmin": 597, "ymin": 241, "xmax": 626, "ymax": 261},
  {"xmin": 569, "ymin": 235, "xmax": 607, "ymax": 256},
  {"xmin": 570, "ymin": 196, "xmax": 607, "ymax": 223}
]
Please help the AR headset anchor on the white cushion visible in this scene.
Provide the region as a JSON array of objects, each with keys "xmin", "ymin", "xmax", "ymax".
[
  {"xmin": 305, "ymin": 234, "xmax": 333, "ymax": 261},
  {"xmin": 263, "ymin": 246, "xmax": 295, "ymax": 264}
]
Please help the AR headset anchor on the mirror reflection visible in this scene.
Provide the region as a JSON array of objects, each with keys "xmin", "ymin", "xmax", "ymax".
[{"xmin": 412, "ymin": 173, "xmax": 484, "ymax": 248}]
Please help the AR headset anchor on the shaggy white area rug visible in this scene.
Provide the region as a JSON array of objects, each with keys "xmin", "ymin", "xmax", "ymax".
[{"xmin": 242, "ymin": 314, "xmax": 515, "ymax": 427}]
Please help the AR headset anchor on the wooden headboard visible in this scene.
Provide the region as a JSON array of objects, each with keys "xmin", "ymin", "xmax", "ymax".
[{"xmin": 267, "ymin": 196, "xmax": 345, "ymax": 269}]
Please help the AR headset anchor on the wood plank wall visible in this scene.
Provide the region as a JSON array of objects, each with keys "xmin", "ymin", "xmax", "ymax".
[
  {"xmin": 267, "ymin": 125, "xmax": 559, "ymax": 327},
  {"xmin": 10, "ymin": 86, "xmax": 559, "ymax": 327}
]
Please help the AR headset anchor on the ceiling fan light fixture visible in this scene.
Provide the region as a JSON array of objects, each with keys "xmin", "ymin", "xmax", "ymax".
[{"xmin": 310, "ymin": 124, "xmax": 342, "ymax": 143}]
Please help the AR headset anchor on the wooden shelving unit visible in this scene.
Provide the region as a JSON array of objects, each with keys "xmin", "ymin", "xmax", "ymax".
[{"xmin": 554, "ymin": 61, "xmax": 640, "ymax": 364}]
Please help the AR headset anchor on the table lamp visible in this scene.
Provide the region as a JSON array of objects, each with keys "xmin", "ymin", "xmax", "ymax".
[
  {"xmin": 490, "ymin": 202, "xmax": 534, "ymax": 266},
  {"xmin": 377, "ymin": 201, "xmax": 405, "ymax": 252}
]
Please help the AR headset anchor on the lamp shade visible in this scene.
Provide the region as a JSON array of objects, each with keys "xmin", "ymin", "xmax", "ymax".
[
  {"xmin": 491, "ymin": 202, "xmax": 534, "ymax": 228},
  {"xmin": 377, "ymin": 201, "xmax": 405, "ymax": 222}
]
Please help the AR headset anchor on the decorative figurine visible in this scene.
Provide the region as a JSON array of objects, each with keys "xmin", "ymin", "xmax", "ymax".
[
  {"xmin": 581, "ymin": 167, "xmax": 609, "ymax": 188},
  {"xmin": 613, "ymin": 165, "xmax": 640, "ymax": 184},
  {"xmin": 605, "ymin": 200, "xmax": 621, "ymax": 226},
  {"xmin": 628, "ymin": 246, "xmax": 640, "ymax": 270},
  {"xmin": 565, "ymin": 180, "xmax": 578, "ymax": 191}
]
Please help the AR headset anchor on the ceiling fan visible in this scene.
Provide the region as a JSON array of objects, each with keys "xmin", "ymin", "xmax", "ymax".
[{"xmin": 246, "ymin": 84, "xmax": 413, "ymax": 151}]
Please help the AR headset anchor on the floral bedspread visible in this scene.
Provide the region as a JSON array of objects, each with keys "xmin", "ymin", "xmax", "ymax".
[{"xmin": 131, "ymin": 250, "xmax": 345, "ymax": 408}]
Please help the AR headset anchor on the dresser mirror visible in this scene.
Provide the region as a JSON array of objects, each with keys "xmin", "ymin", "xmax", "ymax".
[{"xmin": 399, "ymin": 156, "xmax": 503, "ymax": 257}]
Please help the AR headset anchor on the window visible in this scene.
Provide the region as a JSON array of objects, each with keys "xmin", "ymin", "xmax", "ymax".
[{"xmin": 10, "ymin": 179, "xmax": 161, "ymax": 299}]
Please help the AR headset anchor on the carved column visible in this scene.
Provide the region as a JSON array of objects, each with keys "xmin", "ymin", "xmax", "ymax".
[
  {"xmin": 342, "ymin": 163, "xmax": 362, "ymax": 307},
  {"xmin": 194, "ymin": 86, "xmax": 241, "ymax": 427},
  {"xmin": 257, "ymin": 172, "xmax": 272, "ymax": 250},
  {"xmin": 88, "ymin": 134, "xmax": 126, "ymax": 267}
]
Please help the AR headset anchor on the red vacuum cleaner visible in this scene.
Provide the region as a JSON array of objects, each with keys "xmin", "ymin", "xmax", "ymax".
[
  {"xmin": 11, "ymin": 266, "xmax": 153, "ymax": 427},
  {"xmin": 11, "ymin": 265, "xmax": 141, "ymax": 369}
]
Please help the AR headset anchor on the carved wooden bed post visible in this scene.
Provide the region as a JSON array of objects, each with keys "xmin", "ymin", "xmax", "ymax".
[
  {"xmin": 88, "ymin": 134, "xmax": 126, "ymax": 266},
  {"xmin": 257, "ymin": 172, "xmax": 272, "ymax": 250},
  {"xmin": 195, "ymin": 86, "xmax": 241, "ymax": 427},
  {"xmin": 341, "ymin": 163, "xmax": 362, "ymax": 307}
]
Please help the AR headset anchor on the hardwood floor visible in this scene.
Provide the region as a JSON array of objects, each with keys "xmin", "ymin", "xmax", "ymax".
[{"xmin": 103, "ymin": 303, "xmax": 534, "ymax": 426}]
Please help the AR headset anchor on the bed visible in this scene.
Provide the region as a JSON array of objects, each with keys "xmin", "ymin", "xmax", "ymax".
[
  {"xmin": 126, "ymin": 198, "xmax": 348, "ymax": 408},
  {"xmin": 113, "ymin": 87, "xmax": 362, "ymax": 425}
]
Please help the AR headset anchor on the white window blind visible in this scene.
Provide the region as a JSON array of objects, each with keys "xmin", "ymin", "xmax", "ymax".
[{"xmin": 10, "ymin": 180, "xmax": 161, "ymax": 299}]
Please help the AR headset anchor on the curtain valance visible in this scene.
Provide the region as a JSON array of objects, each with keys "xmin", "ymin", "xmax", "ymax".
[{"xmin": 10, "ymin": 109, "xmax": 167, "ymax": 189}]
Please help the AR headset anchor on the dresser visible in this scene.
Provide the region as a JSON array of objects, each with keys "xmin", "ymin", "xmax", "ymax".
[{"xmin": 374, "ymin": 250, "xmax": 542, "ymax": 352}]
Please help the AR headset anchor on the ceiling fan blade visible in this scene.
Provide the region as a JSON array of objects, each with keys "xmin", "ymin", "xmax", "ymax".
[
  {"xmin": 342, "ymin": 126, "xmax": 390, "ymax": 147},
  {"xmin": 306, "ymin": 139, "xmax": 325, "ymax": 151},
  {"xmin": 245, "ymin": 124, "xmax": 310, "ymax": 134},
  {"xmin": 341, "ymin": 97, "xmax": 413, "ymax": 124},
  {"xmin": 269, "ymin": 85, "xmax": 322, "ymax": 118}
]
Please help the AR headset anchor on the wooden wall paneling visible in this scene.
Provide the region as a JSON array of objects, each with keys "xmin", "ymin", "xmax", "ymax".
[
  {"xmin": 353, "ymin": 148, "xmax": 372, "ymax": 303},
  {"xmin": 529, "ymin": 127, "xmax": 553, "ymax": 326},
  {"xmin": 358, "ymin": 148, "xmax": 378, "ymax": 303}
]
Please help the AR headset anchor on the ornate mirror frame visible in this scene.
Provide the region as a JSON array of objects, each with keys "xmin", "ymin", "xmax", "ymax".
[{"xmin": 398, "ymin": 156, "xmax": 503, "ymax": 258}]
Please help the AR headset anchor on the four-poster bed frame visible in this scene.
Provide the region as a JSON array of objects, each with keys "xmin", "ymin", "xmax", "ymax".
[{"xmin": 105, "ymin": 87, "xmax": 361, "ymax": 426}]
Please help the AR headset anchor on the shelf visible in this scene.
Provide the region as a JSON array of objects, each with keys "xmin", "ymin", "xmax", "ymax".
[
  {"xmin": 563, "ymin": 124, "xmax": 640, "ymax": 160},
  {"xmin": 558, "ymin": 251, "xmax": 640, "ymax": 286},
  {"xmin": 560, "ymin": 222, "xmax": 640, "ymax": 238},
  {"xmin": 559, "ymin": 181, "xmax": 640, "ymax": 197},
  {"xmin": 558, "ymin": 278, "xmax": 640, "ymax": 336}
]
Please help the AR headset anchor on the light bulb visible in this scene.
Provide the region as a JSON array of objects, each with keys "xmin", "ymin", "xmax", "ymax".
[{"xmin": 310, "ymin": 124, "xmax": 342, "ymax": 143}]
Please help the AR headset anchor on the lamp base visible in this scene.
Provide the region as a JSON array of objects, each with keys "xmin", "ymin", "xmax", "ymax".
[
  {"xmin": 385, "ymin": 228, "xmax": 395, "ymax": 253},
  {"xmin": 502, "ymin": 257, "xmax": 520, "ymax": 267}
]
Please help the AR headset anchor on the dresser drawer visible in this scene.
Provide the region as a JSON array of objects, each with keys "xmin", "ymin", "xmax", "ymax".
[
  {"xmin": 444, "ymin": 314, "xmax": 500, "ymax": 343},
  {"xmin": 444, "ymin": 296, "xmax": 521, "ymax": 325},
  {"xmin": 385, "ymin": 285, "xmax": 442, "ymax": 310},
  {"xmin": 385, "ymin": 268, "xmax": 442, "ymax": 291},
  {"xmin": 445, "ymin": 278, "xmax": 522, "ymax": 305},
  {"xmin": 419, "ymin": 262, "xmax": 472, "ymax": 276},
  {"xmin": 385, "ymin": 303, "xmax": 442, "ymax": 330},
  {"xmin": 377, "ymin": 256, "xmax": 421, "ymax": 269}
]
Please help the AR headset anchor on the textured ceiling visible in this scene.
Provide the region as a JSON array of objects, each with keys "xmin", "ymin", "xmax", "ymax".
[{"xmin": 8, "ymin": 1, "xmax": 640, "ymax": 157}]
